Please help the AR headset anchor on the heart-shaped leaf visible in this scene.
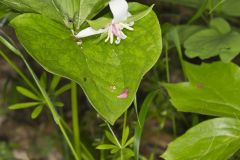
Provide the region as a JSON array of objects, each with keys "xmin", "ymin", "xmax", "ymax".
[
  {"xmin": 10, "ymin": 3, "xmax": 162, "ymax": 124},
  {"xmin": 164, "ymin": 61, "xmax": 240, "ymax": 118},
  {"xmin": 162, "ymin": 118, "xmax": 240, "ymax": 160}
]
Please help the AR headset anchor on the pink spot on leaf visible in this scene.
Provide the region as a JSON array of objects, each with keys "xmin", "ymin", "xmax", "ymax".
[{"xmin": 117, "ymin": 88, "xmax": 129, "ymax": 99}]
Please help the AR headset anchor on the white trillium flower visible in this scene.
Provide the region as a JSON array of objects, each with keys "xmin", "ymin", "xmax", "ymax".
[{"xmin": 75, "ymin": 0, "xmax": 134, "ymax": 44}]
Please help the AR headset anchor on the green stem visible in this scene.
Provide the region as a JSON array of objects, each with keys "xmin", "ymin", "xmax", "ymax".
[
  {"xmin": 121, "ymin": 111, "xmax": 127, "ymax": 145},
  {"xmin": 60, "ymin": 117, "xmax": 73, "ymax": 134},
  {"xmin": 171, "ymin": 28, "xmax": 187, "ymax": 79},
  {"xmin": 59, "ymin": 122, "xmax": 80, "ymax": 160},
  {"xmin": 134, "ymin": 97, "xmax": 141, "ymax": 127},
  {"xmin": 121, "ymin": 149, "xmax": 123, "ymax": 160},
  {"xmin": 175, "ymin": 41, "xmax": 186, "ymax": 78},
  {"xmin": 71, "ymin": 82, "xmax": 81, "ymax": 159},
  {"xmin": 165, "ymin": 41, "xmax": 170, "ymax": 83}
]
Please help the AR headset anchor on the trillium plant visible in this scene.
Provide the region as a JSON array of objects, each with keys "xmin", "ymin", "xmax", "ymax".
[{"xmin": 2, "ymin": 0, "xmax": 240, "ymax": 159}]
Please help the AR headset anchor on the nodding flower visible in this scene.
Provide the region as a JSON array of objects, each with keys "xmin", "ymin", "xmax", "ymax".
[{"xmin": 75, "ymin": 0, "xmax": 134, "ymax": 44}]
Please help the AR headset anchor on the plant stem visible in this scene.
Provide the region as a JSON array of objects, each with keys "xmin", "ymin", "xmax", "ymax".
[
  {"xmin": 121, "ymin": 111, "xmax": 127, "ymax": 146},
  {"xmin": 171, "ymin": 28, "xmax": 187, "ymax": 79},
  {"xmin": 165, "ymin": 41, "xmax": 170, "ymax": 83},
  {"xmin": 121, "ymin": 149, "xmax": 123, "ymax": 160},
  {"xmin": 59, "ymin": 122, "xmax": 80, "ymax": 160},
  {"xmin": 134, "ymin": 97, "xmax": 141, "ymax": 127},
  {"xmin": 71, "ymin": 82, "xmax": 81, "ymax": 159}
]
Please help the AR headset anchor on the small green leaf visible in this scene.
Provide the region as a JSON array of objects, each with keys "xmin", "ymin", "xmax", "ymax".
[
  {"xmin": 54, "ymin": 83, "xmax": 71, "ymax": 96},
  {"xmin": 78, "ymin": 0, "xmax": 110, "ymax": 27},
  {"xmin": 124, "ymin": 4, "xmax": 154, "ymax": 24},
  {"xmin": 87, "ymin": 17, "xmax": 111, "ymax": 30},
  {"xmin": 166, "ymin": 25, "xmax": 205, "ymax": 46},
  {"xmin": 162, "ymin": 118, "xmax": 240, "ymax": 160},
  {"xmin": 210, "ymin": 17, "xmax": 231, "ymax": 34},
  {"xmin": 16, "ymin": 86, "xmax": 40, "ymax": 100},
  {"xmin": 164, "ymin": 61, "xmax": 240, "ymax": 118},
  {"xmin": 124, "ymin": 137, "xmax": 134, "ymax": 147},
  {"xmin": 8, "ymin": 102, "xmax": 40, "ymax": 110},
  {"xmin": 53, "ymin": 101, "xmax": 64, "ymax": 107},
  {"xmin": 96, "ymin": 144, "xmax": 117, "ymax": 150},
  {"xmin": 52, "ymin": 0, "xmax": 79, "ymax": 20},
  {"xmin": 50, "ymin": 75, "xmax": 61, "ymax": 91},
  {"xmin": 105, "ymin": 131, "xmax": 119, "ymax": 147},
  {"xmin": 121, "ymin": 126, "xmax": 129, "ymax": 146},
  {"xmin": 116, "ymin": 148, "xmax": 134, "ymax": 160},
  {"xmin": 31, "ymin": 105, "xmax": 44, "ymax": 119},
  {"xmin": 40, "ymin": 72, "xmax": 47, "ymax": 89},
  {"xmin": 184, "ymin": 28, "xmax": 240, "ymax": 62},
  {"xmin": 110, "ymin": 148, "xmax": 119, "ymax": 154}
]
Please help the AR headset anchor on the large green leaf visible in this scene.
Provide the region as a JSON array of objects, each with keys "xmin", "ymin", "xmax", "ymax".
[
  {"xmin": 184, "ymin": 18, "xmax": 240, "ymax": 62},
  {"xmin": 220, "ymin": 0, "xmax": 240, "ymax": 17},
  {"xmin": 10, "ymin": 3, "xmax": 162, "ymax": 124},
  {"xmin": 1, "ymin": 0, "xmax": 62, "ymax": 21},
  {"xmin": 162, "ymin": 118, "xmax": 240, "ymax": 160},
  {"xmin": 164, "ymin": 62, "xmax": 240, "ymax": 118}
]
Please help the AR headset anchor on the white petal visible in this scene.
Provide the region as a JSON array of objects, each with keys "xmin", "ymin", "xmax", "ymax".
[
  {"xmin": 119, "ymin": 23, "xmax": 134, "ymax": 30},
  {"xmin": 109, "ymin": 0, "xmax": 129, "ymax": 23},
  {"xmin": 110, "ymin": 32, "xmax": 114, "ymax": 44},
  {"xmin": 75, "ymin": 27, "xmax": 106, "ymax": 38}
]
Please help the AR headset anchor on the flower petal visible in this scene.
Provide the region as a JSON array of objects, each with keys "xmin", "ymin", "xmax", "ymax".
[
  {"xmin": 109, "ymin": 0, "xmax": 129, "ymax": 23},
  {"xmin": 75, "ymin": 27, "xmax": 106, "ymax": 38}
]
